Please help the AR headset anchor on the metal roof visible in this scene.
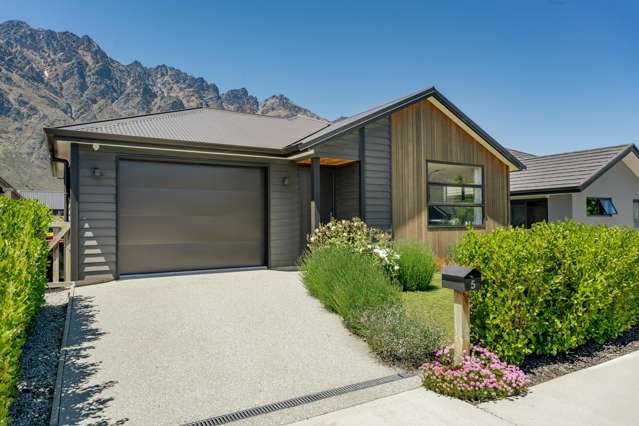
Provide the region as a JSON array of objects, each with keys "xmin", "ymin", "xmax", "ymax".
[
  {"xmin": 18, "ymin": 190, "xmax": 65, "ymax": 209},
  {"xmin": 45, "ymin": 87, "xmax": 523, "ymax": 171},
  {"xmin": 286, "ymin": 87, "xmax": 524, "ymax": 171},
  {"xmin": 510, "ymin": 144, "xmax": 639, "ymax": 195},
  {"xmin": 52, "ymin": 108, "xmax": 330, "ymax": 151}
]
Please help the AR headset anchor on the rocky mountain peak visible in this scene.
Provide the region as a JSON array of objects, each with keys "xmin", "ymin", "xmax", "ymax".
[{"xmin": 0, "ymin": 20, "xmax": 322, "ymax": 189}]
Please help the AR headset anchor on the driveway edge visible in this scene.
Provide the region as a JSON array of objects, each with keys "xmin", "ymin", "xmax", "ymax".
[{"xmin": 49, "ymin": 284, "xmax": 75, "ymax": 426}]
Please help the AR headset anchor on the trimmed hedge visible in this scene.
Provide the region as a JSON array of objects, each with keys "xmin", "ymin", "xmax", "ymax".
[
  {"xmin": 452, "ymin": 221, "xmax": 639, "ymax": 364},
  {"xmin": 0, "ymin": 197, "xmax": 50, "ymax": 424}
]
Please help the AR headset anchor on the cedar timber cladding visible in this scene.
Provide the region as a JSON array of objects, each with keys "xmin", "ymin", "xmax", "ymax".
[
  {"xmin": 391, "ymin": 100, "xmax": 509, "ymax": 257},
  {"xmin": 78, "ymin": 146, "xmax": 117, "ymax": 281}
]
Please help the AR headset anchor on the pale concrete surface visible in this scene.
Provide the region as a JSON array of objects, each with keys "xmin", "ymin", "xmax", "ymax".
[
  {"xmin": 290, "ymin": 388, "xmax": 511, "ymax": 426},
  {"xmin": 57, "ymin": 270, "xmax": 406, "ymax": 425},
  {"xmin": 479, "ymin": 350, "xmax": 639, "ymax": 426}
]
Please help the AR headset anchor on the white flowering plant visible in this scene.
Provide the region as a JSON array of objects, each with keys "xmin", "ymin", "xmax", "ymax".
[{"xmin": 306, "ymin": 218, "xmax": 400, "ymax": 282}]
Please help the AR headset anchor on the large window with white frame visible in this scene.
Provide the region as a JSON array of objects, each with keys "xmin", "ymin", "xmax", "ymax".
[{"xmin": 426, "ymin": 161, "xmax": 484, "ymax": 227}]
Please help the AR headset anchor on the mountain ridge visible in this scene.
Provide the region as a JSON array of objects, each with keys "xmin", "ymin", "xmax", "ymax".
[{"xmin": 0, "ymin": 20, "xmax": 323, "ymax": 189}]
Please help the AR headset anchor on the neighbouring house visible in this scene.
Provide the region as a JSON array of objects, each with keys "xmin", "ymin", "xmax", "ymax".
[
  {"xmin": 45, "ymin": 87, "xmax": 523, "ymax": 283},
  {"xmin": 0, "ymin": 176, "xmax": 21, "ymax": 199},
  {"xmin": 509, "ymin": 144, "xmax": 639, "ymax": 228},
  {"xmin": 18, "ymin": 190, "xmax": 66, "ymax": 217}
]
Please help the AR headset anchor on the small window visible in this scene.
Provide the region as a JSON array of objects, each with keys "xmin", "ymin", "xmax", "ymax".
[
  {"xmin": 586, "ymin": 197, "xmax": 617, "ymax": 216},
  {"xmin": 427, "ymin": 162, "xmax": 483, "ymax": 227},
  {"xmin": 633, "ymin": 200, "xmax": 639, "ymax": 228}
]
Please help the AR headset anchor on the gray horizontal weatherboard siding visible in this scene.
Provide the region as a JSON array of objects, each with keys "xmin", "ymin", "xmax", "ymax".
[
  {"xmin": 364, "ymin": 117, "xmax": 392, "ymax": 230},
  {"xmin": 314, "ymin": 116, "xmax": 392, "ymax": 230},
  {"xmin": 78, "ymin": 146, "xmax": 117, "ymax": 282},
  {"xmin": 76, "ymin": 144, "xmax": 301, "ymax": 281}
]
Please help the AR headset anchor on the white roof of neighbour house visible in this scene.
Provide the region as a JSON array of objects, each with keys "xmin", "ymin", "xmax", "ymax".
[
  {"xmin": 18, "ymin": 190, "xmax": 65, "ymax": 210},
  {"xmin": 510, "ymin": 144, "xmax": 639, "ymax": 195}
]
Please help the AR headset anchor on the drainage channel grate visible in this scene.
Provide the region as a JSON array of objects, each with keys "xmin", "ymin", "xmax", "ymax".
[{"xmin": 182, "ymin": 371, "xmax": 417, "ymax": 426}]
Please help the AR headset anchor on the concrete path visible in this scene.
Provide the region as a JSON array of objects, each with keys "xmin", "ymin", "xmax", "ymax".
[
  {"xmin": 479, "ymin": 350, "xmax": 639, "ymax": 426},
  {"xmin": 290, "ymin": 388, "xmax": 510, "ymax": 426},
  {"xmin": 55, "ymin": 270, "xmax": 417, "ymax": 425},
  {"xmin": 294, "ymin": 350, "xmax": 639, "ymax": 426}
]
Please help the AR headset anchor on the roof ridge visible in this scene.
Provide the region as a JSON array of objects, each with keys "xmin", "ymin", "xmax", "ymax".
[
  {"xmin": 200, "ymin": 107, "xmax": 330, "ymax": 123},
  {"xmin": 525, "ymin": 144, "xmax": 632, "ymax": 160},
  {"xmin": 54, "ymin": 106, "xmax": 206, "ymax": 130}
]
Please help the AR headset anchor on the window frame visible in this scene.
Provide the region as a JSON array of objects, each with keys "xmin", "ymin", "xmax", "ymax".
[
  {"xmin": 586, "ymin": 197, "xmax": 618, "ymax": 217},
  {"xmin": 633, "ymin": 199, "xmax": 639, "ymax": 228},
  {"xmin": 426, "ymin": 160, "xmax": 485, "ymax": 229}
]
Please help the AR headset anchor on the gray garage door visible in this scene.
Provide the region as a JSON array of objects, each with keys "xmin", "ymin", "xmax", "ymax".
[{"xmin": 117, "ymin": 160, "xmax": 266, "ymax": 275}]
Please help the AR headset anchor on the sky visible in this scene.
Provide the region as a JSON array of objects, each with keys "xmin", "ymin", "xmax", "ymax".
[{"xmin": 1, "ymin": 0, "xmax": 637, "ymax": 155}]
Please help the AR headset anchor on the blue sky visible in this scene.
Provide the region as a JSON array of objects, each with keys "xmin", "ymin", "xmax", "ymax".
[{"xmin": 2, "ymin": 0, "xmax": 637, "ymax": 155}]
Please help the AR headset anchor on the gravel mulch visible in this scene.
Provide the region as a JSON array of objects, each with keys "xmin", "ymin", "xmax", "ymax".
[
  {"xmin": 9, "ymin": 289, "xmax": 69, "ymax": 426},
  {"xmin": 521, "ymin": 324, "xmax": 639, "ymax": 386}
]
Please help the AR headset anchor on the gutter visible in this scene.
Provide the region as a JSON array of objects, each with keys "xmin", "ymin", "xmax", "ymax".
[{"xmin": 61, "ymin": 139, "xmax": 315, "ymax": 162}]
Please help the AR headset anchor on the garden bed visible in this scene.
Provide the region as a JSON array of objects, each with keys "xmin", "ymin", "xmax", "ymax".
[
  {"xmin": 9, "ymin": 289, "xmax": 68, "ymax": 426},
  {"xmin": 521, "ymin": 324, "xmax": 639, "ymax": 386}
]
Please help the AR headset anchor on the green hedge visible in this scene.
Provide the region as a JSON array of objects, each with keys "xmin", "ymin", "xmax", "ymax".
[
  {"xmin": 0, "ymin": 197, "xmax": 50, "ymax": 424},
  {"xmin": 452, "ymin": 221, "xmax": 639, "ymax": 364}
]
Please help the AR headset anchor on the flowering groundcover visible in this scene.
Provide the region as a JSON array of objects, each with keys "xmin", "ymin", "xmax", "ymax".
[{"xmin": 420, "ymin": 345, "xmax": 529, "ymax": 401}]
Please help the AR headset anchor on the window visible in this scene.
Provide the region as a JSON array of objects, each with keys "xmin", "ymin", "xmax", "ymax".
[
  {"xmin": 427, "ymin": 162, "xmax": 483, "ymax": 227},
  {"xmin": 586, "ymin": 197, "xmax": 617, "ymax": 216},
  {"xmin": 633, "ymin": 200, "xmax": 639, "ymax": 228}
]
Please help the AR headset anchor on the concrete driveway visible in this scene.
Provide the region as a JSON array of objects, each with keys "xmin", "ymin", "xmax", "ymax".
[{"xmin": 55, "ymin": 270, "xmax": 417, "ymax": 425}]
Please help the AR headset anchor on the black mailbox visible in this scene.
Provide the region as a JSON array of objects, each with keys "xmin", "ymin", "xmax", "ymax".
[{"xmin": 442, "ymin": 265, "xmax": 481, "ymax": 292}]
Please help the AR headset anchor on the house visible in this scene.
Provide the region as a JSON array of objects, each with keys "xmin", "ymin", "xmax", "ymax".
[
  {"xmin": 0, "ymin": 176, "xmax": 21, "ymax": 199},
  {"xmin": 509, "ymin": 144, "xmax": 639, "ymax": 228},
  {"xmin": 18, "ymin": 190, "xmax": 66, "ymax": 217},
  {"xmin": 45, "ymin": 87, "xmax": 524, "ymax": 283}
]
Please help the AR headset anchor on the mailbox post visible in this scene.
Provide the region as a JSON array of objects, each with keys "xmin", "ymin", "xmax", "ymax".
[{"xmin": 441, "ymin": 265, "xmax": 481, "ymax": 365}]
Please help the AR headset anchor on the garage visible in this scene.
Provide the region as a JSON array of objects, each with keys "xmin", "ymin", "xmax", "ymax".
[{"xmin": 117, "ymin": 159, "xmax": 267, "ymax": 275}]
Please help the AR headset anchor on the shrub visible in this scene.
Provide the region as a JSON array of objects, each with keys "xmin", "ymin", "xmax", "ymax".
[
  {"xmin": 395, "ymin": 240, "xmax": 436, "ymax": 291},
  {"xmin": 0, "ymin": 198, "xmax": 50, "ymax": 423},
  {"xmin": 300, "ymin": 245, "xmax": 400, "ymax": 332},
  {"xmin": 359, "ymin": 305, "xmax": 446, "ymax": 367},
  {"xmin": 306, "ymin": 218, "xmax": 400, "ymax": 282},
  {"xmin": 420, "ymin": 345, "xmax": 529, "ymax": 401},
  {"xmin": 452, "ymin": 221, "xmax": 639, "ymax": 364},
  {"xmin": 300, "ymin": 245, "xmax": 445, "ymax": 366}
]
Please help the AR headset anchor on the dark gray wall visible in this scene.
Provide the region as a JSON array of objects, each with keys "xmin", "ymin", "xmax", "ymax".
[
  {"xmin": 314, "ymin": 129, "xmax": 359, "ymax": 160},
  {"xmin": 77, "ymin": 147, "xmax": 117, "ymax": 282},
  {"xmin": 363, "ymin": 116, "xmax": 392, "ymax": 230},
  {"xmin": 334, "ymin": 162, "xmax": 360, "ymax": 219},
  {"xmin": 76, "ymin": 145, "xmax": 302, "ymax": 281}
]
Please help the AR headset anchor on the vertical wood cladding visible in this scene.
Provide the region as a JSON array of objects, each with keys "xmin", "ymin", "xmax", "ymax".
[{"xmin": 391, "ymin": 100, "xmax": 509, "ymax": 257}]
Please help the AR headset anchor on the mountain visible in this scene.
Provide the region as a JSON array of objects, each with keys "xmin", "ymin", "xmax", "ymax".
[{"xmin": 0, "ymin": 20, "xmax": 323, "ymax": 190}]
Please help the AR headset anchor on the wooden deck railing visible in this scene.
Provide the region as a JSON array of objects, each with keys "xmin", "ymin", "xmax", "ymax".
[{"xmin": 49, "ymin": 221, "xmax": 71, "ymax": 284}]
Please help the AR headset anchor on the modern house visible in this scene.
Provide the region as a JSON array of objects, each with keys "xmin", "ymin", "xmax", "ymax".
[
  {"xmin": 45, "ymin": 87, "xmax": 524, "ymax": 283},
  {"xmin": 510, "ymin": 144, "xmax": 639, "ymax": 228},
  {"xmin": 18, "ymin": 190, "xmax": 65, "ymax": 216}
]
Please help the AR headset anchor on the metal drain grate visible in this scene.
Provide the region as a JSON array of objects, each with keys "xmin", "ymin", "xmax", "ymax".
[{"xmin": 182, "ymin": 371, "xmax": 417, "ymax": 426}]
